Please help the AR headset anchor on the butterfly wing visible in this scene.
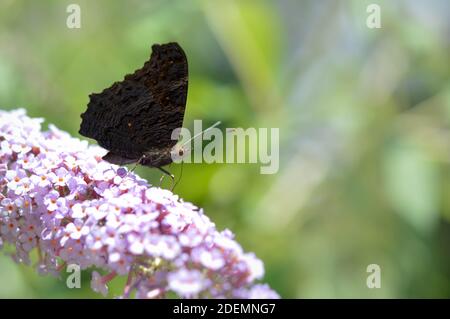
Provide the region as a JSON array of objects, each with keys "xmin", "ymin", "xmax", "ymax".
[{"xmin": 79, "ymin": 42, "xmax": 188, "ymax": 162}]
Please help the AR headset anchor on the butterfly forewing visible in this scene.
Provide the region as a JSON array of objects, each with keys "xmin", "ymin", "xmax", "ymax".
[{"xmin": 79, "ymin": 42, "xmax": 188, "ymax": 165}]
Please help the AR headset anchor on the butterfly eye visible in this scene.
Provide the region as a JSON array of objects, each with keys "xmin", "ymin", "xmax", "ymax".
[{"xmin": 178, "ymin": 148, "xmax": 184, "ymax": 156}]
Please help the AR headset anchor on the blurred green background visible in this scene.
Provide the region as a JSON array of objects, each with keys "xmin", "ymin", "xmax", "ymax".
[{"xmin": 1, "ymin": 0, "xmax": 449, "ymax": 298}]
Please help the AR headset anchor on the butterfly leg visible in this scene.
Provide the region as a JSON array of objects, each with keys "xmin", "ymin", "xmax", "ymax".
[
  {"xmin": 158, "ymin": 167, "xmax": 175, "ymax": 190},
  {"xmin": 129, "ymin": 156, "xmax": 145, "ymax": 174},
  {"xmin": 129, "ymin": 162, "xmax": 139, "ymax": 174}
]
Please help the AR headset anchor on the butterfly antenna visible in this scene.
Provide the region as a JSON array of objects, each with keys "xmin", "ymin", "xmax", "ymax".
[{"xmin": 181, "ymin": 121, "xmax": 221, "ymax": 147}]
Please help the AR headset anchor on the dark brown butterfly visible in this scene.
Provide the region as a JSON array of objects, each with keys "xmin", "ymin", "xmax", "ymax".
[{"xmin": 79, "ymin": 42, "xmax": 188, "ymax": 178}]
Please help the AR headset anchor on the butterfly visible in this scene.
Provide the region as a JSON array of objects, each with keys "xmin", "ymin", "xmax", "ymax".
[{"xmin": 79, "ymin": 42, "xmax": 188, "ymax": 179}]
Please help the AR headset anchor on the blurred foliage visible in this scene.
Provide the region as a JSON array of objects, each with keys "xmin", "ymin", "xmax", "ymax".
[{"xmin": 0, "ymin": 0, "xmax": 449, "ymax": 298}]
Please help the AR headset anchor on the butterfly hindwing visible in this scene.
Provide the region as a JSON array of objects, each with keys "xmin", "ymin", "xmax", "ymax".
[{"xmin": 102, "ymin": 151, "xmax": 140, "ymax": 166}]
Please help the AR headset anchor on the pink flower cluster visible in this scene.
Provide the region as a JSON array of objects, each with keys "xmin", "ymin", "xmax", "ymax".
[{"xmin": 0, "ymin": 109, "xmax": 279, "ymax": 299}]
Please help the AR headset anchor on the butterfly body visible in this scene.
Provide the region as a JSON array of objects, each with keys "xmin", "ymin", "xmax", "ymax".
[{"xmin": 79, "ymin": 42, "xmax": 188, "ymax": 169}]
